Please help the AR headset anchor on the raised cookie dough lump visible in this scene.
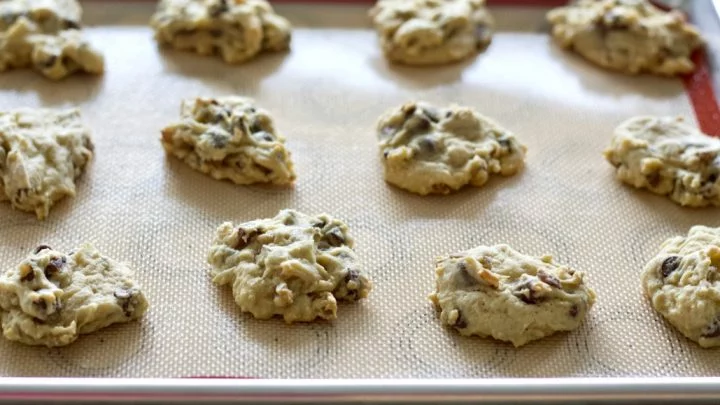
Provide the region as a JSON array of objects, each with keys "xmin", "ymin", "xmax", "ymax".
[
  {"xmin": 161, "ymin": 96, "xmax": 295, "ymax": 186},
  {"xmin": 604, "ymin": 116, "xmax": 720, "ymax": 207},
  {"xmin": 643, "ymin": 226, "xmax": 720, "ymax": 348},
  {"xmin": 209, "ymin": 209, "xmax": 372, "ymax": 323},
  {"xmin": 0, "ymin": 108, "xmax": 94, "ymax": 219},
  {"xmin": 0, "ymin": 0, "xmax": 82, "ymax": 33},
  {"xmin": 377, "ymin": 101, "xmax": 526, "ymax": 195},
  {"xmin": 0, "ymin": 245, "xmax": 149, "ymax": 347},
  {"xmin": 151, "ymin": 0, "xmax": 292, "ymax": 64},
  {"xmin": 547, "ymin": 0, "xmax": 703, "ymax": 76},
  {"xmin": 430, "ymin": 244, "xmax": 596, "ymax": 347},
  {"xmin": 369, "ymin": 0, "xmax": 493, "ymax": 65}
]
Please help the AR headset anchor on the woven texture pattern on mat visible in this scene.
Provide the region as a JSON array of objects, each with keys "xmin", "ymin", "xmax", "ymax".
[{"xmin": 0, "ymin": 4, "xmax": 719, "ymax": 378}]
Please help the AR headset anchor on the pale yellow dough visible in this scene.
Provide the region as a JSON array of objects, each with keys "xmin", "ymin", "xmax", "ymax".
[
  {"xmin": 377, "ymin": 101, "xmax": 526, "ymax": 195},
  {"xmin": 547, "ymin": 0, "xmax": 703, "ymax": 76},
  {"xmin": 430, "ymin": 244, "xmax": 596, "ymax": 347},
  {"xmin": 208, "ymin": 209, "xmax": 372, "ymax": 323},
  {"xmin": 369, "ymin": 0, "xmax": 493, "ymax": 65},
  {"xmin": 0, "ymin": 244, "xmax": 149, "ymax": 347}
]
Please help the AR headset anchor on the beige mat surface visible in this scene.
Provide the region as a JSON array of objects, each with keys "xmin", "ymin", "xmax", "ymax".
[{"xmin": 0, "ymin": 4, "xmax": 719, "ymax": 378}]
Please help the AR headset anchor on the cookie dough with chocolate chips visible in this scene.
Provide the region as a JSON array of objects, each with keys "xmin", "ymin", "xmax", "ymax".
[
  {"xmin": 151, "ymin": 0, "xmax": 291, "ymax": 64},
  {"xmin": 161, "ymin": 96, "xmax": 295, "ymax": 186},
  {"xmin": 430, "ymin": 244, "xmax": 596, "ymax": 347},
  {"xmin": 643, "ymin": 226, "xmax": 720, "ymax": 348},
  {"xmin": 369, "ymin": 0, "xmax": 493, "ymax": 65},
  {"xmin": 604, "ymin": 116, "xmax": 720, "ymax": 207},
  {"xmin": 208, "ymin": 209, "xmax": 372, "ymax": 323},
  {"xmin": 0, "ymin": 244, "xmax": 149, "ymax": 347},
  {"xmin": 0, "ymin": 108, "xmax": 94, "ymax": 220},
  {"xmin": 547, "ymin": 0, "xmax": 703, "ymax": 76},
  {"xmin": 377, "ymin": 101, "xmax": 526, "ymax": 195},
  {"xmin": 0, "ymin": 0, "xmax": 104, "ymax": 80}
]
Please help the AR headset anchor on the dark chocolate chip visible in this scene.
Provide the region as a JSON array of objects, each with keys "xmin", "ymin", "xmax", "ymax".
[
  {"xmin": 345, "ymin": 269, "xmax": 359, "ymax": 283},
  {"xmin": 569, "ymin": 305, "xmax": 579, "ymax": 318},
  {"xmin": 209, "ymin": 0, "xmax": 228, "ymax": 17},
  {"xmin": 431, "ymin": 183, "xmax": 451, "ymax": 194},
  {"xmin": 209, "ymin": 29, "xmax": 223, "ymax": 37},
  {"xmin": 249, "ymin": 119, "xmax": 264, "ymax": 134},
  {"xmin": 312, "ymin": 219, "xmax": 326, "ymax": 229},
  {"xmin": 646, "ymin": 172, "xmax": 661, "ymax": 188},
  {"xmin": 422, "ymin": 107, "xmax": 441, "ymax": 123},
  {"xmin": 235, "ymin": 228, "xmax": 258, "ymax": 250},
  {"xmin": 702, "ymin": 317, "xmax": 720, "ymax": 338},
  {"xmin": 209, "ymin": 131, "xmax": 228, "ymax": 148},
  {"xmin": 44, "ymin": 257, "xmax": 66, "ymax": 278},
  {"xmin": 418, "ymin": 137, "xmax": 438, "ymax": 154},
  {"xmin": 661, "ymin": 256, "xmax": 681, "ymax": 278},
  {"xmin": 406, "ymin": 116, "xmax": 431, "ymax": 134},
  {"xmin": 62, "ymin": 19, "xmax": 81, "ymax": 30},
  {"xmin": 252, "ymin": 131, "xmax": 274, "ymax": 142},
  {"xmin": 325, "ymin": 228, "xmax": 345, "ymax": 247},
  {"xmin": 255, "ymin": 164, "xmax": 273, "ymax": 175},
  {"xmin": 42, "ymin": 55, "xmax": 57, "ymax": 69},
  {"xmin": 20, "ymin": 269, "xmax": 35, "ymax": 283},
  {"xmin": 708, "ymin": 173, "xmax": 718, "ymax": 184},
  {"xmin": 454, "ymin": 311, "xmax": 468, "ymax": 329},
  {"xmin": 34, "ymin": 299, "xmax": 47, "ymax": 312},
  {"xmin": 538, "ymin": 270, "xmax": 561, "ymax": 289},
  {"xmin": 33, "ymin": 245, "xmax": 52, "ymax": 254},
  {"xmin": 383, "ymin": 150, "xmax": 389, "ymax": 159},
  {"xmin": 513, "ymin": 281, "xmax": 540, "ymax": 304}
]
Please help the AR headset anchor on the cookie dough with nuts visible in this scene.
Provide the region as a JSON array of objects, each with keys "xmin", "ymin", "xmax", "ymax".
[
  {"xmin": 161, "ymin": 96, "xmax": 295, "ymax": 186},
  {"xmin": 377, "ymin": 101, "xmax": 526, "ymax": 195},
  {"xmin": 0, "ymin": 244, "xmax": 149, "ymax": 347},
  {"xmin": 547, "ymin": 0, "xmax": 703, "ymax": 76},
  {"xmin": 430, "ymin": 244, "xmax": 596, "ymax": 347},
  {"xmin": 643, "ymin": 226, "xmax": 720, "ymax": 348},
  {"xmin": 604, "ymin": 116, "xmax": 720, "ymax": 207},
  {"xmin": 0, "ymin": 108, "xmax": 94, "ymax": 220},
  {"xmin": 208, "ymin": 209, "xmax": 372, "ymax": 323},
  {"xmin": 0, "ymin": 0, "xmax": 104, "ymax": 80},
  {"xmin": 151, "ymin": 0, "xmax": 291, "ymax": 64},
  {"xmin": 369, "ymin": 0, "xmax": 493, "ymax": 65}
]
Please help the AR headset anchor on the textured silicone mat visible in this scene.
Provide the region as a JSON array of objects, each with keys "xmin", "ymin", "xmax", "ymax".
[{"xmin": 1, "ymin": 3, "xmax": 720, "ymax": 379}]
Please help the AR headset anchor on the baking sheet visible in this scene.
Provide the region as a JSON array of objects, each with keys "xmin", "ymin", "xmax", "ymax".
[{"xmin": 1, "ymin": 3, "xmax": 720, "ymax": 379}]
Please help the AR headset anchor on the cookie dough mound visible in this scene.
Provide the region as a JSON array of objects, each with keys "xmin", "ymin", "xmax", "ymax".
[
  {"xmin": 151, "ymin": 0, "xmax": 292, "ymax": 64},
  {"xmin": 377, "ymin": 101, "xmax": 526, "ymax": 195},
  {"xmin": 547, "ymin": 0, "xmax": 703, "ymax": 76},
  {"xmin": 0, "ymin": 244, "xmax": 149, "ymax": 347},
  {"xmin": 604, "ymin": 116, "xmax": 720, "ymax": 207},
  {"xmin": 0, "ymin": 0, "xmax": 82, "ymax": 33},
  {"xmin": 430, "ymin": 244, "xmax": 596, "ymax": 347},
  {"xmin": 208, "ymin": 209, "xmax": 372, "ymax": 323},
  {"xmin": 369, "ymin": 0, "xmax": 493, "ymax": 65},
  {"xmin": 161, "ymin": 96, "xmax": 295, "ymax": 186},
  {"xmin": 0, "ymin": 108, "xmax": 94, "ymax": 220},
  {"xmin": 643, "ymin": 226, "xmax": 720, "ymax": 348}
]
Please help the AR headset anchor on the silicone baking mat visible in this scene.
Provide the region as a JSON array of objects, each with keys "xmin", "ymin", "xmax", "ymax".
[{"xmin": 0, "ymin": 1, "xmax": 719, "ymax": 379}]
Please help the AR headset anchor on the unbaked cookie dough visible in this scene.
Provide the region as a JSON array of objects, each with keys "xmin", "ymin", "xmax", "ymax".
[
  {"xmin": 369, "ymin": 0, "xmax": 493, "ymax": 65},
  {"xmin": 547, "ymin": 0, "xmax": 703, "ymax": 76},
  {"xmin": 430, "ymin": 244, "xmax": 596, "ymax": 347},
  {"xmin": 0, "ymin": 244, "xmax": 149, "ymax": 347},
  {"xmin": 0, "ymin": 0, "xmax": 103, "ymax": 80},
  {"xmin": 161, "ymin": 96, "xmax": 296, "ymax": 186},
  {"xmin": 643, "ymin": 226, "xmax": 720, "ymax": 348},
  {"xmin": 208, "ymin": 209, "xmax": 372, "ymax": 323},
  {"xmin": 151, "ymin": 0, "xmax": 292, "ymax": 64},
  {"xmin": 604, "ymin": 116, "xmax": 720, "ymax": 207},
  {"xmin": 0, "ymin": 108, "xmax": 94, "ymax": 220},
  {"xmin": 377, "ymin": 101, "xmax": 526, "ymax": 195}
]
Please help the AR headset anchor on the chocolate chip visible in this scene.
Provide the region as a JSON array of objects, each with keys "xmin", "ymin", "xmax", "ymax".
[
  {"xmin": 33, "ymin": 245, "xmax": 52, "ymax": 254},
  {"xmin": 312, "ymin": 219, "xmax": 326, "ymax": 229},
  {"xmin": 418, "ymin": 137, "xmax": 438, "ymax": 154},
  {"xmin": 325, "ymin": 228, "xmax": 345, "ymax": 247},
  {"xmin": 422, "ymin": 107, "xmax": 441, "ymax": 123},
  {"xmin": 702, "ymin": 317, "xmax": 720, "ymax": 338},
  {"xmin": 44, "ymin": 257, "xmax": 66, "ymax": 278},
  {"xmin": 209, "ymin": 29, "xmax": 223, "ymax": 38},
  {"xmin": 538, "ymin": 270, "xmax": 561, "ymax": 289},
  {"xmin": 252, "ymin": 131, "xmax": 274, "ymax": 142},
  {"xmin": 513, "ymin": 281, "xmax": 540, "ymax": 304},
  {"xmin": 114, "ymin": 289, "xmax": 134, "ymax": 316},
  {"xmin": 497, "ymin": 137, "xmax": 512, "ymax": 149},
  {"xmin": 569, "ymin": 305, "xmax": 579, "ymax": 318},
  {"xmin": 661, "ymin": 256, "xmax": 681, "ymax": 278},
  {"xmin": 20, "ymin": 269, "xmax": 35, "ymax": 283},
  {"xmin": 41, "ymin": 55, "xmax": 57, "ymax": 69},
  {"xmin": 454, "ymin": 311, "xmax": 468, "ymax": 329},
  {"xmin": 431, "ymin": 183, "xmax": 451, "ymax": 194},
  {"xmin": 62, "ymin": 19, "xmax": 81, "ymax": 30},
  {"xmin": 383, "ymin": 150, "xmax": 389, "ymax": 159},
  {"xmin": 235, "ymin": 228, "xmax": 258, "ymax": 250},
  {"xmin": 708, "ymin": 173, "xmax": 718, "ymax": 184},
  {"xmin": 209, "ymin": 0, "xmax": 228, "ymax": 17},
  {"xmin": 209, "ymin": 131, "xmax": 228, "ymax": 148},
  {"xmin": 345, "ymin": 269, "xmax": 359, "ymax": 283},
  {"xmin": 406, "ymin": 116, "xmax": 431, "ymax": 134},
  {"xmin": 249, "ymin": 119, "xmax": 264, "ymax": 134},
  {"xmin": 34, "ymin": 299, "xmax": 47, "ymax": 312},
  {"xmin": 403, "ymin": 105, "xmax": 417, "ymax": 117},
  {"xmin": 255, "ymin": 164, "xmax": 273, "ymax": 175},
  {"xmin": 646, "ymin": 172, "xmax": 661, "ymax": 188}
]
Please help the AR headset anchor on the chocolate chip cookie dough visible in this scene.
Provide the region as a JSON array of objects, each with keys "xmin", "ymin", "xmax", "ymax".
[
  {"xmin": 0, "ymin": 0, "xmax": 104, "ymax": 80},
  {"xmin": 0, "ymin": 108, "xmax": 94, "ymax": 220},
  {"xmin": 161, "ymin": 96, "xmax": 296, "ymax": 186},
  {"xmin": 151, "ymin": 0, "xmax": 291, "ymax": 64},
  {"xmin": 0, "ymin": 245, "xmax": 149, "ymax": 347},
  {"xmin": 643, "ymin": 226, "xmax": 720, "ymax": 348},
  {"xmin": 208, "ymin": 209, "xmax": 372, "ymax": 323},
  {"xmin": 377, "ymin": 101, "xmax": 526, "ymax": 195},
  {"xmin": 430, "ymin": 244, "xmax": 596, "ymax": 347},
  {"xmin": 547, "ymin": 0, "xmax": 703, "ymax": 76},
  {"xmin": 604, "ymin": 116, "xmax": 720, "ymax": 207},
  {"xmin": 369, "ymin": 0, "xmax": 493, "ymax": 65}
]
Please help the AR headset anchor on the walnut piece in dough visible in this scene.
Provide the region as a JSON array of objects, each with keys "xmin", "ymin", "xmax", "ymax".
[
  {"xmin": 643, "ymin": 226, "xmax": 720, "ymax": 348},
  {"xmin": 161, "ymin": 96, "xmax": 296, "ymax": 186},
  {"xmin": 0, "ymin": 108, "xmax": 93, "ymax": 220},
  {"xmin": 208, "ymin": 209, "xmax": 372, "ymax": 323},
  {"xmin": 430, "ymin": 244, "xmax": 596, "ymax": 347},
  {"xmin": 547, "ymin": 0, "xmax": 703, "ymax": 76},
  {"xmin": 151, "ymin": 0, "xmax": 291, "ymax": 64},
  {"xmin": 369, "ymin": 0, "xmax": 493, "ymax": 65},
  {"xmin": 604, "ymin": 116, "xmax": 720, "ymax": 207},
  {"xmin": 0, "ymin": 0, "xmax": 103, "ymax": 80},
  {"xmin": 0, "ymin": 244, "xmax": 149, "ymax": 347},
  {"xmin": 377, "ymin": 101, "xmax": 526, "ymax": 195}
]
